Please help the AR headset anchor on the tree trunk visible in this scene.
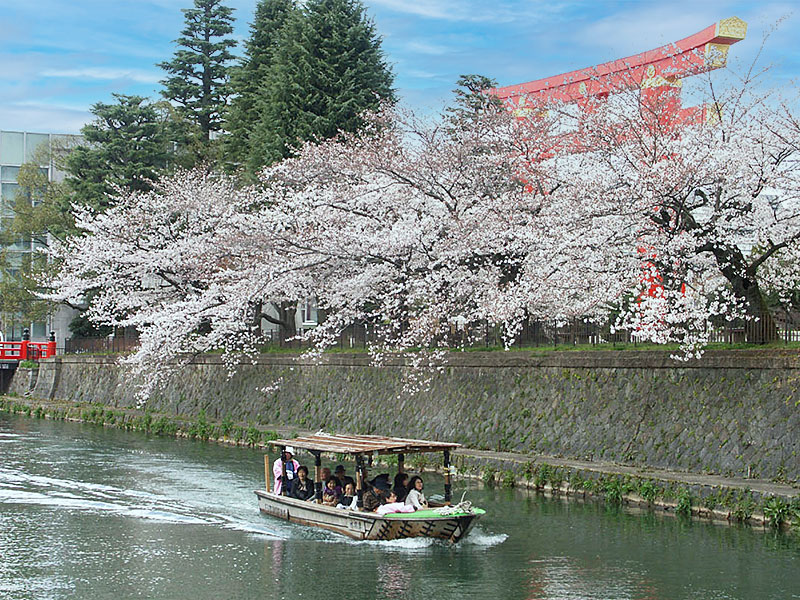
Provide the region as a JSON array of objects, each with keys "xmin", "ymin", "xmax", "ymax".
[
  {"xmin": 272, "ymin": 301, "xmax": 297, "ymax": 344},
  {"xmin": 729, "ymin": 276, "xmax": 778, "ymax": 344},
  {"xmin": 251, "ymin": 300, "xmax": 297, "ymax": 345},
  {"xmin": 706, "ymin": 243, "xmax": 778, "ymax": 344}
]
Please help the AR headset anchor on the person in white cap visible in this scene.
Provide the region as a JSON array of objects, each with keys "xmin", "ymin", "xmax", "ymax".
[{"xmin": 272, "ymin": 446, "xmax": 300, "ymax": 494}]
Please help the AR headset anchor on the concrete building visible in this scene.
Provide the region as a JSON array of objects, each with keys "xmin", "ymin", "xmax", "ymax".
[{"xmin": 0, "ymin": 130, "xmax": 81, "ymax": 344}]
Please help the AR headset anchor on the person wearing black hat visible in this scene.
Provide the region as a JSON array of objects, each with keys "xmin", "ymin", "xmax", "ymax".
[{"xmin": 362, "ymin": 475, "xmax": 390, "ymax": 512}]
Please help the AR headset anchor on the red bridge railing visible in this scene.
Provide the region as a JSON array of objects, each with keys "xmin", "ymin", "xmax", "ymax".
[{"xmin": 0, "ymin": 330, "xmax": 57, "ymax": 361}]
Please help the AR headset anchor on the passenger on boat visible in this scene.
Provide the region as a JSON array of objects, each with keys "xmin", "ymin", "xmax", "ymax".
[
  {"xmin": 375, "ymin": 491, "xmax": 415, "ymax": 516},
  {"xmin": 321, "ymin": 477, "xmax": 341, "ymax": 506},
  {"xmin": 334, "ymin": 465, "xmax": 355, "ymax": 489},
  {"xmin": 289, "ymin": 466, "xmax": 316, "ymax": 501},
  {"xmin": 371, "ymin": 473, "xmax": 391, "ymax": 491},
  {"xmin": 362, "ymin": 477, "xmax": 390, "ymax": 512},
  {"xmin": 337, "ymin": 482, "xmax": 358, "ymax": 510},
  {"xmin": 405, "ymin": 476, "xmax": 429, "ymax": 510},
  {"xmin": 272, "ymin": 447, "xmax": 300, "ymax": 495},
  {"xmin": 392, "ymin": 473, "xmax": 409, "ymax": 502},
  {"xmin": 320, "ymin": 467, "xmax": 336, "ymax": 491}
]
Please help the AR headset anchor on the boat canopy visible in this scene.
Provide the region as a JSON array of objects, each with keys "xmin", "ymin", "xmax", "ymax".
[{"xmin": 269, "ymin": 433, "xmax": 460, "ymax": 455}]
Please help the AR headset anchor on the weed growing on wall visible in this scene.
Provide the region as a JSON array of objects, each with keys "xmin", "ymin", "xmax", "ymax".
[
  {"xmin": 675, "ymin": 488, "xmax": 693, "ymax": 517},
  {"xmin": 763, "ymin": 497, "xmax": 790, "ymax": 529},
  {"xmin": 732, "ymin": 490, "xmax": 757, "ymax": 522}
]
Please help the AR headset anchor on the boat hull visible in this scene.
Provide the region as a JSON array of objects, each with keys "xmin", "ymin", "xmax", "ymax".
[{"xmin": 255, "ymin": 490, "xmax": 481, "ymax": 543}]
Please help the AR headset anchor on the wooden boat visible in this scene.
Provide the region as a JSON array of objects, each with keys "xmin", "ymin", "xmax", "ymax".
[{"xmin": 254, "ymin": 433, "xmax": 485, "ymax": 543}]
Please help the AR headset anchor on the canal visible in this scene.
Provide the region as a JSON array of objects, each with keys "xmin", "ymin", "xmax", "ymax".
[{"xmin": 1, "ymin": 413, "xmax": 798, "ymax": 600}]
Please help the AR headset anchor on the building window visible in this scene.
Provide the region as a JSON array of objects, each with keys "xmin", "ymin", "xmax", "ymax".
[
  {"xmin": 25, "ymin": 133, "xmax": 50, "ymax": 163},
  {"xmin": 1, "ymin": 166, "xmax": 19, "ymax": 182},
  {"xmin": 302, "ymin": 298, "xmax": 316, "ymax": 326},
  {"xmin": 0, "ymin": 131, "xmax": 24, "ymax": 165}
]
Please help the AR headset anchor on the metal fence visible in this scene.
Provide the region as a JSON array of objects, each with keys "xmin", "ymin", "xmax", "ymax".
[
  {"xmin": 62, "ymin": 310, "xmax": 800, "ymax": 355},
  {"xmin": 63, "ymin": 334, "xmax": 140, "ymax": 355}
]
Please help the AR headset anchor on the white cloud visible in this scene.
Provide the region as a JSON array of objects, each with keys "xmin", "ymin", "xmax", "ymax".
[
  {"xmin": 405, "ymin": 68, "xmax": 442, "ymax": 79},
  {"xmin": 41, "ymin": 67, "xmax": 161, "ymax": 84},
  {"xmin": 404, "ymin": 40, "xmax": 454, "ymax": 55},
  {"xmin": 369, "ymin": 0, "xmax": 569, "ymax": 24},
  {"xmin": 0, "ymin": 102, "xmax": 91, "ymax": 134}
]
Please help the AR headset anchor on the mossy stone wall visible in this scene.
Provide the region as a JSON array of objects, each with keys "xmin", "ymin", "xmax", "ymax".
[{"xmin": 26, "ymin": 350, "xmax": 800, "ymax": 481}]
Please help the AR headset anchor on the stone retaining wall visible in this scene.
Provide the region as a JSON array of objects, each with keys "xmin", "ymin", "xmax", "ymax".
[{"xmin": 21, "ymin": 350, "xmax": 800, "ymax": 482}]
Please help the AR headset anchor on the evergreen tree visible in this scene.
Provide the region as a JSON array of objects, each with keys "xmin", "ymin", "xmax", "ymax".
[
  {"xmin": 65, "ymin": 94, "xmax": 173, "ymax": 211},
  {"xmin": 447, "ymin": 75, "xmax": 503, "ymax": 122},
  {"xmin": 255, "ymin": 0, "xmax": 395, "ymax": 168},
  {"xmin": 225, "ymin": 0, "xmax": 295, "ymax": 175},
  {"xmin": 159, "ymin": 0, "xmax": 237, "ymax": 146}
]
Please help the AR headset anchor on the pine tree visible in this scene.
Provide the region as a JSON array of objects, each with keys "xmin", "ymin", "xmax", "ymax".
[
  {"xmin": 65, "ymin": 94, "xmax": 173, "ymax": 211},
  {"xmin": 224, "ymin": 0, "xmax": 296, "ymax": 174},
  {"xmin": 255, "ymin": 0, "xmax": 395, "ymax": 168},
  {"xmin": 159, "ymin": 0, "xmax": 237, "ymax": 147}
]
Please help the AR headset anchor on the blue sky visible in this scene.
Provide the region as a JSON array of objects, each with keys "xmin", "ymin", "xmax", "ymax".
[{"xmin": 1, "ymin": 0, "xmax": 798, "ymax": 134}]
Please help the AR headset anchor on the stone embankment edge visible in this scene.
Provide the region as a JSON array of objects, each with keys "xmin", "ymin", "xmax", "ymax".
[
  {"xmin": 26, "ymin": 350, "xmax": 800, "ymax": 484},
  {"xmin": 2, "ymin": 393, "xmax": 798, "ymax": 533}
]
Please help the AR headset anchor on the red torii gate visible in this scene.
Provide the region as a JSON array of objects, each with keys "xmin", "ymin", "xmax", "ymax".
[
  {"xmin": 489, "ymin": 16, "xmax": 747, "ymax": 126},
  {"xmin": 489, "ymin": 17, "xmax": 747, "ymax": 304}
]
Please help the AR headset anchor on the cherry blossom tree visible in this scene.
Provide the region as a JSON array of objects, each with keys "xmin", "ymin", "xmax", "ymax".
[
  {"xmin": 548, "ymin": 70, "xmax": 800, "ymax": 349},
  {"xmin": 45, "ymin": 69, "xmax": 800, "ymax": 397},
  {"xmin": 46, "ymin": 170, "xmax": 285, "ymax": 395}
]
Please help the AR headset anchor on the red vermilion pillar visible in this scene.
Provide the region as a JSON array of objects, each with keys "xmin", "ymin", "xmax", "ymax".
[{"xmin": 20, "ymin": 328, "xmax": 30, "ymax": 361}]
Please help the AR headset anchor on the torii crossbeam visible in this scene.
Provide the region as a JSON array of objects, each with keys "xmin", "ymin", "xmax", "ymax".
[{"xmin": 490, "ymin": 17, "xmax": 747, "ymax": 125}]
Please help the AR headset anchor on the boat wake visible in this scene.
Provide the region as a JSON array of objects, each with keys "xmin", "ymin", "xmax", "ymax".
[
  {"xmin": 336, "ymin": 525, "xmax": 507, "ymax": 551},
  {"xmin": 0, "ymin": 466, "xmax": 285, "ymax": 540},
  {"xmin": 461, "ymin": 526, "xmax": 508, "ymax": 547}
]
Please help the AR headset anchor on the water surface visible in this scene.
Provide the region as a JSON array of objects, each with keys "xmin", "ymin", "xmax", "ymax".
[{"xmin": 0, "ymin": 413, "xmax": 798, "ymax": 600}]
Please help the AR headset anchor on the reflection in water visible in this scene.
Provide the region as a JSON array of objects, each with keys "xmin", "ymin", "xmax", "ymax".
[
  {"xmin": 377, "ymin": 554, "xmax": 413, "ymax": 599},
  {"xmin": 0, "ymin": 413, "xmax": 798, "ymax": 600}
]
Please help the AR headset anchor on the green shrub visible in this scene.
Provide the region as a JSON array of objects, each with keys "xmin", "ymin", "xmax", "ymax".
[
  {"xmin": 482, "ymin": 467, "xmax": 497, "ymax": 487},
  {"xmin": 220, "ymin": 416, "xmax": 234, "ymax": 438},
  {"xmin": 190, "ymin": 410, "xmax": 212, "ymax": 441},
  {"xmin": 702, "ymin": 492, "xmax": 718, "ymax": 511},
  {"xmin": 789, "ymin": 498, "xmax": 800, "ymax": 530},
  {"xmin": 534, "ymin": 464, "xmax": 551, "ymax": 490},
  {"xmin": 245, "ymin": 426, "xmax": 261, "ymax": 447},
  {"xmin": 568, "ymin": 472, "xmax": 583, "ymax": 492},
  {"xmin": 732, "ymin": 490, "xmax": 756, "ymax": 522},
  {"xmin": 549, "ymin": 468, "xmax": 564, "ymax": 493},
  {"xmin": 675, "ymin": 488, "xmax": 693, "ymax": 517},
  {"xmin": 604, "ymin": 478, "xmax": 622, "ymax": 505},
  {"xmin": 763, "ymin": 497, "xmax": 789, "ymax": 529},
  {"xmin": 521, "ymin": 461, "xmax": 536, "ymax": 481},
  {"xmin": 638, "ymin": 480, "xmax": 658, "ymax": 503},
  {"xmin": 501, "ymin": 470, "xmax": 516, "ymax": 489},
  {"xmin": 582, "ymin": 477, "xmax": 598, "ymax": 494},
  {"xmin": 33, "ymin": 406, "xmax": 45, "ymax": 419},
  {"xmin": 151, "ymin": 416, "xmax": 177, "ymax": 436}
]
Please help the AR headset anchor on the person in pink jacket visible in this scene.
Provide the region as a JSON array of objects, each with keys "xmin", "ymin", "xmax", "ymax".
[{"xmin": 272, "ymin": 447, "xmax": 300, "ymax": 495}]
